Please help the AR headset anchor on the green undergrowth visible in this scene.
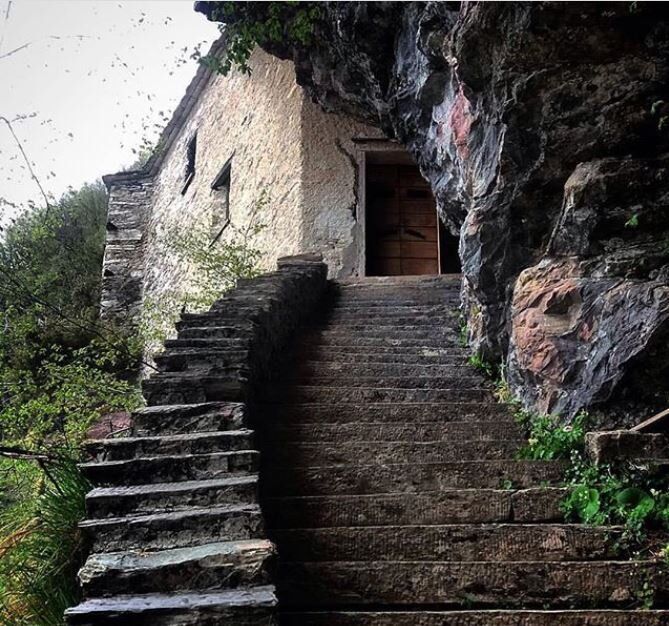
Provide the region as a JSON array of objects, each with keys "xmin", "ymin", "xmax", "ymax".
[
  {"xmin": 0, "ymin": 183, "xmax": 144, "ymax": 623},
  {"xmin": 471, "ymin": 353, "xmax": 669, "ymax": 565},
  {"xmin": 0, "ymin": 460, "xmax": 90, "ymax": 626}
]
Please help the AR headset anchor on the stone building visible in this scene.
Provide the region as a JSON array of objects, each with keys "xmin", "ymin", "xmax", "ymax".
[{"xmin": 100, "ymin": 40, "xmax": 461, "ymax": 322}]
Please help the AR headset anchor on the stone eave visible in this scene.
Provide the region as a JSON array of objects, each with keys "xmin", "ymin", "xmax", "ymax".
[{"xmin": 102, "ymin": 35, "xmax": 226, "ymax": 189}]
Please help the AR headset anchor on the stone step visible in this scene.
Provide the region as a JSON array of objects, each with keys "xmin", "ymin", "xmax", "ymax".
[
  {"xmin": 296, "ymin": 363, "xmax": 476, "ymax": 380},
  {"xmin": 299, "ymin": 347, "xmax": 469, "ymax": 362},
  {"xmin": 285, "ymin": 375, "xmax": 491, "ymax": 389},
  {"xmin": 132, "ymin": 402, "xmax": 247, "ymax": 436},
  {"xmin": 275, "ymin": 561, "xmax": 666, "ymax": 609},
  {"xmin": 176, "ymin": 310, "xmax": 264, "ymax": 329},
  {"xmin": 79, "ymin": 539, "xmax": 274, "ymax": 596},
  {"xmin": 306, "ymin": 327, "xmax": 461, "ymax": 340},
  {"xmin": 178, "ymin": 325, "xmax": 256, "ymax": 340},
  {"xmin": 86, "ymin": 430, "xmax": 254, "ymax": 462},
  {"xmin": 153, "ymin": 349, "xmax": 250, "ymax": 373},
  {"xmin": 323, "ymin": 311, "xmax": 459, "ymax": 325},
  {"xmin": 335, "ymin": 275, "xmax": 460, "ymax": 287},
  {"xmin": 300, "ymin": 336, "xmax": 462, "ymax": 348},
  {"xmin": 262, "ymin": 460, "xmax": 566, "ymax": 496},
  {"xmin": 65, "ymin": 586, "xmax": 277, "ymax": 626},
  {"xmin": 81, "ymin": 451, "xmax": 258, "ymax": 487},
  {"xmin": 280, "ymin": 610, "xmax": 669, "ymax": 626},
  {"xmin": 269, "ymin": 524, "xmax": 619, "ymax": 562},
  {"xmin": 263, "ymin": 488, "xmax": 566, "ymax": 528},
  {"xmin": 79, "ymin": 503, "xmax": 264, "ymax": 553},
  {"xmin": 333, "ymin": 286, "xmax": 459, "ymax": 295},
  {"xmin": 142, "ymin": 373, "xmax": 248, "ymax": 405},
  {"xmin": 262, "ymin": 440, "xmax": 521, "ymax": 466},
  {"xmin": 175, "ymin": 314, "xmax": 258, "ymax": 329},
  {"xmin": 334, "ymin": 278, "xmax": 458, "ymax": 286},
  {"xmin": 163, "ymin": 337, "xmax": 252, "ymax": 352},
  {"xmin": 258, "ymin": 402, "xmax": 513, "ymax": 424},
  {"xmin": 261, "ymin": 421, "xmax": 524, "ymax": 443},
  {"xmin": 331, "ymin": 297, "xmax": 460, "ymax": 307},
  {"xmin": 326, "ymin": 302, "xmax": 459, "ymax": 313},
  {"xmin": 86, "ymin": 475, "xmax": 258, "ymax": 518},
  {"xmin": 269, "ymin": 386, "xmax": 493, "ymax": 404}
]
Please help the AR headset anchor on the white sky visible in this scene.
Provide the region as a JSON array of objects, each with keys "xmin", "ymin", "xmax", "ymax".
[{"xmin": 0, "ymin": 0, "xmax": 219, "ymax": 221}]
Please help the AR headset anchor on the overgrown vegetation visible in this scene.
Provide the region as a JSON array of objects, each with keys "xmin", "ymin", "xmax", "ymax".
[
  {"xmin": 563, "ymin": 458, "xmax": 669, "ymax": 551},
  {"xmin": 0, "ymin": 181, "xmax": 270, "ymax": 622},
  {"xmin": 471, "ymin": 349, "xmax": 669, "ymax": 568},
  {"xmin": 139, "ymin": 191, "xmax": 267, "ymax": 348},
  {"xmin": 0, "ymin": 183, "xmax": 142, "ymax": 625},
  {"xmin": 0, "ymin": 461, "xmax": 90, "ymax": 626},
  {"xmin": 197, "ymin": 1, "xmax": 322, "ymax": 75}
]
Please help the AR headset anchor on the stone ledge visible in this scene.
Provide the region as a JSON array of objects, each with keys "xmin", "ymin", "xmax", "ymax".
[{"xmin": 586, "ymin": 430, "xmax": 669, "ymax": 464}]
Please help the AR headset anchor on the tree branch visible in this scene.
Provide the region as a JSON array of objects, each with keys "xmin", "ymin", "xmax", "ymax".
[
  {"xmin": 0, "ymin": 444, "xmax": 53, "ymax": 462},
  {"xmin": 0, "ymin": 115, "xmax": 52, "ymax": 211}
]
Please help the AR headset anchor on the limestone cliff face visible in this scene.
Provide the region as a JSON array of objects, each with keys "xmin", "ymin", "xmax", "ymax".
[{"xmin": 198, "ymin": 1, "xmax": 669, "ymax": 422}]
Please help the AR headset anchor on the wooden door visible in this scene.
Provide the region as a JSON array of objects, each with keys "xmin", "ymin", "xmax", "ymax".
[{"xmin": 366, "ymin": 163, "xmax": 439, "ymax": 276}]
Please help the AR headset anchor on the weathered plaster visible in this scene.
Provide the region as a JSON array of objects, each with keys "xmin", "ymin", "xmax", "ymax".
[{"xmin": 101, "ymin": 45, "xmax": 381, "ymax": 325}]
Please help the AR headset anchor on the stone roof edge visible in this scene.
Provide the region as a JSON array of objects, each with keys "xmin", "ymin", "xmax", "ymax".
[{"xmin": 102, "ymin": 35, "xmax": 226, "ymax": 188}]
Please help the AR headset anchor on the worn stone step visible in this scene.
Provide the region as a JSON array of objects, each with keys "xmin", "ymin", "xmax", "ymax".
[
  {"xmin": 280, "ymin": 610, "xmax": 669, "ymax": 626},
  {"xmin": 81, "ymin": 451, "xmax": 258, "ymax": 487},
  {"xmin": 306, "ymin": 327, "xmax": 461, "ymax": 340},
  {"xmin": 286, "ymin": 375, "xmax": 491, "ymax": 389},
  {"xmin": 334, "ymin": 279, "xmax": 458, "ymax": 287},
  {"xmin": 331, "ymin": 297, "xmax": 460, "ymax": 307},
  {"xmin": 86, "ymin": 475, "xmax": 258, "ymax": 519},
  {"xmin": 86, "ymin": 430, "xmax": 254, "ymax": 462},
  {"xmin": 301, "ymin": 336, "xmax": 462, "ymax": 348},
  {"xmin": 296, "ymin": 362, "xmax": 476, "ymax": 379},
  {"xmin": 132, "ymin": 402, "xmax": 247, "ymax": 436},
  {"xmin": 335, "ymin": 275, "xmax": 460, "ymax": 287},
  {"xmin": 264, "ymin": 488, "xmax": 566, "ymax": 528},
  {"xmin": 178, "ymin": 325, "xmax": 256, "ymax": 340},
  {"xmin": 79, "ymin": 503, "xmax": 264, "ymax": 552},
  {"xmin": 79, "ymin": 539, "xmax": 274, "ymax": 596},
  {"xmin": 263, "ymin": 440, "xmax": 521, "ymax": 466},
  {"xmin": 323, "ymin": 312, "xmax": 459, "ymax": 326},
  {"xmin": 299, "ymin": 347, "xmax": 469, "ymax": 361},
  {"xmin": 334, "ymin": 285, "xmax": 459, "ymax": 295},
  {"xmin": 154, "ymin": 349, "xmax": 250, "ymax": 373},
  {"xmin": 262, "ymin": 460, "xmax": 566, "ymax": 496},
  {"xmin": 270, "ymin": 386, "xmax": 493, "ymax": 404},
  {"xmin": 258, "ymin": 402, "xmax": 513, "ymax": 424},
  {"xmin": 176, "ymin": 310, "xmax": 264, "ymax": 329},
  {"xmin": 327, "ymin": 302, "xmax": 458, "ymax": 312},
  {"xmin": 163, "ymin": 337, "xmax": 252, "ymax": 351},
  {"xmin": 275, "ymin": 561, "xmax": 666, "ymax": 609},
  {"xmin": 142, "ymin": 372, "xmax": 248, "ymax": 405},
  {"xmin": 261, "ymin": 421, "xmax": 524, "ymax": 443},
  {"xmin": 65, "ymin": 586, "xmax": 277, "ymax": 626},
  {"xmin": 270, "ymin": 524, "xmax": 619, "ymax": 562}
]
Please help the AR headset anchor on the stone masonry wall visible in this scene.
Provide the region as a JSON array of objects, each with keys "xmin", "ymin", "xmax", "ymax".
[
  {"xmin": 100, "ymin": 174, "xmax": 153, "ymax": 320},
  {"xmin": 101, "ymin": 45, "xmax": 380, "ymax": 334}
]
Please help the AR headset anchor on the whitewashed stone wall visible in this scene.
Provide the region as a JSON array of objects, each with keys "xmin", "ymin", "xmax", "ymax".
[{"xmin": 102, "ymin": 47, "xmax": 381, "ymax": 322}]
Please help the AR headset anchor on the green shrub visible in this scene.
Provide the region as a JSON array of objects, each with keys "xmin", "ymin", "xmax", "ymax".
[
  {"xmin": 517, "ymin": 410, "xmax": 590, "ymax": 461},
  {"xmin": 563, "ymin": 457, "xmax": 669, "ymax": 546}
]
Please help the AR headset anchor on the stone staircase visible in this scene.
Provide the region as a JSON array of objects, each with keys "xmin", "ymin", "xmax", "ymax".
[{"xmin": 66, "ymin": 269, "xmax": 668, "ymax": 625}]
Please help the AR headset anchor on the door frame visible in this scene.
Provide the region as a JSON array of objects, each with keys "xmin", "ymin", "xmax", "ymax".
[
  {"xmin": 354, "ymin": 140, "xmax": 441, "ymax": 277},
  {"xmin": 354, "ymin": 139, "xmax": 414, "ymax": 277}
]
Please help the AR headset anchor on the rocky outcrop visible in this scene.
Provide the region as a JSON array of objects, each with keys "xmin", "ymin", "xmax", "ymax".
[{"xmin": 198, "ymin": 1, "xmax": 669, "ymax": 420}]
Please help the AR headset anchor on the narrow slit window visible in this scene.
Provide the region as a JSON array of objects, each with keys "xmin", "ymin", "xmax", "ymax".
[
  {"xmin": 181, "ymin": 133, "xmax": 197, "ymax": 194},
  {"xmin": 210, "ymin": 158, "xmax": 232, "ymax": 242}
]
